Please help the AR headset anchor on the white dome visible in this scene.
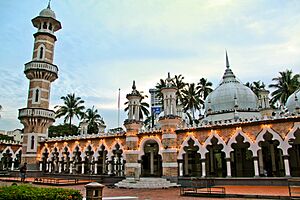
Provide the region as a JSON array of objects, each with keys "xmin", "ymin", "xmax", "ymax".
[
  {"xmin": 205, "ymin": 55, "xmax": 259, "ymax": 115},
  {"xmin": 286, "ymin": 89, "xmax": 300, "ymax": 113},
  {"xmin": 39, "ymin": 7, "xmax": 56, "ymax": 19}
]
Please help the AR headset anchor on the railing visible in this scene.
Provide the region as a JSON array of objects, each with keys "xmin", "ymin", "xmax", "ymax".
[
  {"xmin": 18, "ymin": 108, "xmax": 55, "ymax": 120},
  {"xmin": 25, "ymin": 61, "xmax": 58, "ymax": 74}
]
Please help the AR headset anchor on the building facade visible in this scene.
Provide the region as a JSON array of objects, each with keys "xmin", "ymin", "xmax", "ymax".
[{"xmin": 0, "ymin": 4, "xmax": 299, "ymax": 182}]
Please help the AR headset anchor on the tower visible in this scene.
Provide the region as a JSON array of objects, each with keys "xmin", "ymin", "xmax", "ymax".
[
  {"xmin": 124, "ymin": 81, "xmax": 143, "ymax": 176},
  {"xmin": 159, "ymin": 73, "xmax": 181, "ymax": 178},
  {"xmin": 18, "ymin": 3, "xmax": 61, "ymax": 169}
]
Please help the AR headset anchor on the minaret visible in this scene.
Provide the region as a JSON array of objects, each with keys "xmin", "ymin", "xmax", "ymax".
[
  {"xmin": 18, "ymin": 3, "xmax": 61, "ymax": 170},
  {"xmin": 159, "ymin": 73, "xmax": 181, "ymax": 178},
  {"xmin": 124, "ymin": 81, "xmax": 143, "ymax": 177}
]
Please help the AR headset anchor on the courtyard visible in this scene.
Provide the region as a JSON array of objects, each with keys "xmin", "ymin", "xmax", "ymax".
[{"xmin": 0, "ymin": 178, "xmax": 298, "ymax": 200}]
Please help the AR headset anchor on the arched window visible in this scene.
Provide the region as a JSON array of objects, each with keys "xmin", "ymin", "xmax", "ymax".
[
  {"xmin": 43, "ymin": 22, "xmax": 47, "ymax": 29},
  {"xmin": 49, "ymin": 23, "xmax": 52, "ymax": 31},
  {"xmin": 35, "ymin": 89, "xmax": 39, "ymax": 102},
  {"xmin": 39, "ymin": 47, "xmax": 44, "ymax": 59},
  {"xmin": 31, "ymin": 136, "xmax": 35, "ymax": 149}
]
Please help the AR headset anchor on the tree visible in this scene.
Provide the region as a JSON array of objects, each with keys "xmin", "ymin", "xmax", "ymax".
[
  {"xmin": 83, "ymin": 106, "xmax": 105, "ymax": 134},
  {"xmin": 48, "ymin": 124, "xmax": 79, "ymax": 137},
  {"xmin": 269, "ymin": 70, "xmax": 300, "ymax": 106},
  {"xmin": 196, "ymin": 78, "xmax": 213, "ymax": 107},
  {"xmin": 0, "ymin": 105, "xmax": 2, "ymax": 118},
  {"xmin": 55, "ymin": 93, "xmax": 85, "ymax": 128},
  {"xmin": 245, "ymin": 81, "xmax": 266, "ymax": 96},
  {"xmin": 155, "ymin": 78, "xmax": 166, "ymax": 107},
  {"xmin": 171, "ymin": 74, "xmax": 187, "ymax": 103},
  {"xmin": 181, "ymin": 83, "xmax": 202, "ymax": 119}
]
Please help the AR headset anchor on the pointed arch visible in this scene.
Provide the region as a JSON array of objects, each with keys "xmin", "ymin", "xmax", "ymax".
[
  {"xmin": 37, "ymin": 44, "xmax": 46, "ymax": 60},
  {"xmin": 177, "ymin": 134, "xmax": 202, "ymax": 159},
  {"xmin": 284, "ymin": 122, "xmax": 300, "ymax": 155},
  {"xmin": 227, "ymin": 129, "xmax": 255, "ymax": 155},
  {"xmin": 108, "ymin": 140, "xmax": 125, "ymax": 160},
  {"xmin": 138, "ymin": 136, "xmax": 163, "ymax": 160},
  {"xmin": 94, "ymin": 140, "xmax": 109, "ymax": 160},
  {"xmin": 254, "ymin": 126, "xmax": 284, "ymax": 156},
  {"xmin": 203, "ymin": 131, "xmax": 227, "ymax": 157}
]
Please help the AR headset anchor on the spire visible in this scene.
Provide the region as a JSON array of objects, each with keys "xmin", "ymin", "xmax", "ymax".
[
  {"xmin": 221, "ymin": 50, "xmax": 238, "ymax": 84},
  {"xmin": 47, "ymin": 0, "xmax": 51, "ymax": 9},
  {"xmin": 132, "ymin": 80, "xmax": 136, "ymax": 90},
  {"xmin": 226, "ymin": 50, "xmax": 230, "ymax": 69}
]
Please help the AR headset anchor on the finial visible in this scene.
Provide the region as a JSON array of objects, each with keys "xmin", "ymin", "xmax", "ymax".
[
  {"xmin": 132, "ymin": 80, "xmax": 136, "ymax": 90},
  {"xmin": 225, "ymin": 50, "xmax": 230, "ymax": 69},
  {"xmin": 47, "ymin": 0, "xmax": 51, "ymax": 9}
]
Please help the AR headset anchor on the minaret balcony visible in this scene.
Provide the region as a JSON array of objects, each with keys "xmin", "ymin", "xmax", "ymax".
[
  {"xmin": 25, "ymin": 61, "xmax": 58, "ymax": 74},
  {"xmin": 24, "ymin": 61, "xmax": 58, "ymax": 81},
  {"xmin": 18, "ymin": 108, "xmax": 55, "ymax": 121}
]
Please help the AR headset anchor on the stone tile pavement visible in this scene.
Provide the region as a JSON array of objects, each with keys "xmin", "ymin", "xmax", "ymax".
[{"xmin": 1, "ymin": 179, "xmax": 298, "ymax": 199}]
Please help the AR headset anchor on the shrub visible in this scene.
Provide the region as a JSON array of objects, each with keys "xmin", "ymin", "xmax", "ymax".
[{"xmin": 0, "ymin": 184, "xmax": 82, "ymax": 200}]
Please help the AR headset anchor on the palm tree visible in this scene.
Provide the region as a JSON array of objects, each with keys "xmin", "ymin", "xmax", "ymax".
[
  {"xmin": 269, "ymin": 70, "xmax": 300, "ymax": 106},
  {"xmin": 245, "ymin": 81, "xmax": 266, "ymax": 96},
  {"xmin": 155, "ymin": 78, "xmax": 167, "ymax": 106},
  {"xmin": 55, "ymin": 93, "xmax": 85, "ymax": 129},
  {"xmin": 0, "ymin": 105, "xmax": 2, "ymax": 119},
  {"xmin": 83, "ymin": 106, "xmax": 105, "ymax": 134},
  {"xmin": 181, "ymin": 83, "xmax": 202, "ymax": 119},
  {"xmin": 171, "ymin": 74, "xmax": 187, "ymax": 103},
  {"xmin": 196, "ymin": 78, "xmax": 213, "ymax": 107}
]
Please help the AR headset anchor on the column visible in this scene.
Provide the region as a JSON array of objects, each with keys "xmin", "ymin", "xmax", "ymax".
[
  {"xmin": 81, "ymin": 163, "xmax": 85, "ymax": 174},
  {"xmin": 226, "ymin": 158, "xmax": 231, "ymax": 177},
  {"xmin": 108, "ymin": 161, "xmax": 112, "ymax": 175},
  {"xmin": 11, "ymin": 162, "xmax": 15, "ymax": 171},
  {"xmin": 49, "ymin": 163, "xmax": 52, "ymax": 173},
  {"xmin": 179, "ymin": 162, "xmax": 183, "ymax": 176},
  {"xmin": 59, "ymin": 163, "xmax": 62, "ymax": 173},
  {"xmin": 94, "ymin": 163, "xmax": 98, "ymax": 174},
  {"xmin": 150, "ymin": 151, "xmax": 154, "ymax": 175},
  {"xmin": 283, "ymin": 155, "xmax": 291, "ymax": 177},
  {"xmin": 201, "ymin": 160, "xmax": 206, "ymax": 177},
  {"xmin": 46, "ymin": 162, "xmax": 49, "ymax": 171},
  {"xmin": 39, "ymin": 162, "xmax": 42, "ymax": 171},
  {"xmin": 258, "ymin": 150, "xmax": 264, "ymax": 176},
  {"xmin": 253, "ymin": 157, "xmax": 259, "ymax": 177},
  {"xmin": 70, "ymin": 163, "xmax": 73, "ymax": 174}
]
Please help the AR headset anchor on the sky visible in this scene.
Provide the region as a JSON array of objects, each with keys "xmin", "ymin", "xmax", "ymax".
[{"xmin": 0, "ymin": 0, "xmax": 300, "ymax": 131}]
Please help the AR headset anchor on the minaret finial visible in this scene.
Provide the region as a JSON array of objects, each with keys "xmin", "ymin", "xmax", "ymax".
[
  {"xmin": 226, "ymin": 50, "xmax": 230, "ymax": 69},
  {"xmin": 47, "ymin": 0, "xmax": 51, "ymax": 9},
  {"xmin": 132, "ymin": 80, "xmax": 136, "ymax": 90}
]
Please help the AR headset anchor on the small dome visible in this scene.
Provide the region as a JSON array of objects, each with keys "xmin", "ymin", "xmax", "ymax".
[
  {"xmin": 39, "ymin": 5, "xmax": 56, "ymax": 19},
  {"xmin": 286, "ymin": 89, "xmax": 300, "ymax": 113},
  {"xmin": 205, "ymin": 53, "xmax": 259, "ymax": 115}
]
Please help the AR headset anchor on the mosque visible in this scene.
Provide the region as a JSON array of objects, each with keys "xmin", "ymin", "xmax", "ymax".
[{"xmin": 1, "ymin": 4, "xmax": 300, "ymax": 185}]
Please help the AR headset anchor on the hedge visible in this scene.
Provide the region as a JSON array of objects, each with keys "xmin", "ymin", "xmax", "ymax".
[{"xmin": 0, "ymin": 184, "xmax": 82, "ymax": 200}]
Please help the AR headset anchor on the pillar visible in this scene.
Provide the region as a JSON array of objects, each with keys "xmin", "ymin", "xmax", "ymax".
[
  {"xmin": 39, "ymin": 162, "xmax": 42, "ymax": 171},
  {"xmin": 108, "ymin": 161, "xmax": 112, "ymax": 175},
  {"xmin": 283, "ymin": 155, "xmax": 291, "ymax": 177},
  {"xmin": 70, "ymin": 163, "xmax": 73, "ymax": 174},
  {"xmin": 11, "ymin": 162, "xmax": 15, "ymax": 171},
  {"xmin": 226, "ymin": 158, "xmax": 231, "ymax": 177},
  {"xmin": 49, "ymin": 163, "xmax": 52, "ymax": 173},
  {"xmin": 59, "ymin": 162, "xmax": 62, "ymax": 173},
  {"xmin": 82, "ymin": 163, "xmax": 85, "ymax": 174},
  {"xmin": 179, "ymin": 162, "xmax": 183, "ymax": 176},
  {"xmin": 201, "ymin": 160, "xmax": 206, "ymax": 177},
  {"xmin": 95, "ymin": 163, "xmax": 98, "ymax": 174},
  {"xmin": 253, "ymin": 157, "xmax": 259, "ymax": 177}
]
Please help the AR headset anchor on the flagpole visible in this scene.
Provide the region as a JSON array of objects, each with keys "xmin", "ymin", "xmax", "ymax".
[{"xmin": 118, "ymin": 88, "xmax": 120, "ymax": 128}]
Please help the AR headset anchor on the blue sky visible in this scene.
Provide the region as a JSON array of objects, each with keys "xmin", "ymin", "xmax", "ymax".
[{"xmin": 0, "ymin": 0, "xmax": 299, "ymax": 131}]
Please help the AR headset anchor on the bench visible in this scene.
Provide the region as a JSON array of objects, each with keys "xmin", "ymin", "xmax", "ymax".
[
  {"xmin": 179, "ymin": 178, "xmax": 225, "ymax": 197},
  {"xmin": 288, "ymin": 179, "xmax": 300, "ymax": 199}
]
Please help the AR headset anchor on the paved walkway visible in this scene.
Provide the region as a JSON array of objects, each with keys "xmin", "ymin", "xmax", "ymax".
[{"xmin": 1, "ymin": 179, "xmax": 298, "ymax": 199}]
